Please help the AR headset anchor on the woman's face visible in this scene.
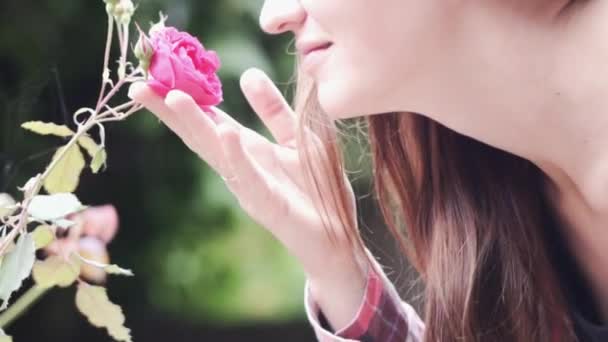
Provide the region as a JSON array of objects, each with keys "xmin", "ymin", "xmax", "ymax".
[
  {"xmin": 259, "ymin": 1, "xmax": 577, "ymax": 123},
  {"xmin": 259, "ymin": 0, "xmax": 461, "ymax": 119}
]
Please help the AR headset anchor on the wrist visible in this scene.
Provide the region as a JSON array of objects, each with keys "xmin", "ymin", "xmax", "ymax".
[
  {"xmin": 305, "ymin": 248, "xmax": 370, "ymax": 294},
  {"xmin": 305, "ymin": 248, "xmax": 371, "ymax": 333}
]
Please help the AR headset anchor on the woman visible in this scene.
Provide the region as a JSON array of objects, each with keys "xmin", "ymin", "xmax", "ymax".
[{"xmin": 129, "ymin": 0, "xmax": 608, "ymax": 340}]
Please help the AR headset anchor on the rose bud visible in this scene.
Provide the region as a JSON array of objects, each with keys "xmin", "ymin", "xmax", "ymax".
[
  {"xmin": 134, "ymin": 26, "xmax": 154, "ymax": 74},
  {"xmin": 112, "ymin": 0, "xmax": 134, "ymax": 25},
  {"xmin": 148, "ymin": 12, "xmax": 168, "ymax": 36},
  {"xmin": 103, "ymin": 0, "xmax": 119, "ymax": 16}
]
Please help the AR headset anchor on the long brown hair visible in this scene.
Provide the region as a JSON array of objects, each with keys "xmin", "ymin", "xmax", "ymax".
[{"xmin": 291, "ymin": 67, "xmax": 578, "ymax": 341}]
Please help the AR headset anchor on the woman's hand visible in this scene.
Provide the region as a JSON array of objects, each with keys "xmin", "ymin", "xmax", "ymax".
[{"xmin": 127, "ymin": 68, "xmax": 362, "ymax": 278}]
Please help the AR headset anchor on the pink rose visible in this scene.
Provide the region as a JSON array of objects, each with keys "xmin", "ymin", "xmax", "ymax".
[{"xmin": 147, "ymin": 26, "xmax": 223, "ymax": 111}]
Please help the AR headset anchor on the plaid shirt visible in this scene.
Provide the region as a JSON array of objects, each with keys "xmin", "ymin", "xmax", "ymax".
[{"xmin": 304, "ymin": 247, "xmax": 425, "ymax": 342}]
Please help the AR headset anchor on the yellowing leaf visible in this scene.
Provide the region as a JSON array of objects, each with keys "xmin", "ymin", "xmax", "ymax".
[
  {"xmin": 77, "ymin": 252, "xmax": 134, "ymax": 279},
  {"xmin": 104, "ymin": 265, "xmax": 134, "ymax": 277},
  {"xmin": 32, "ymin": 225, "xmax": 54, "ymax": 249},
  {"xmin": 0, "ymin": 194, "xmax": 16, "ymax": 218},
  {"xmin": 43, "ymin": 144, "xmax": 85, "ymax": 194},
  {"xmin": 78, "ymin": 136, "xmax": 107, "ymax": 174},
  {"xmin": 21, "ymin": 121, "xmax": 74, "ymax": 137},
  {"xmin": 32, "ymin": 255, "xmax": 80, "ymax": 288},
  {"xmin": 77, "ymin": 135, "xmax": 99, "ymax": 157},
  {"xmin": 0, "ymin": 234, "xmax": 36, "ymax": 310},
  {"xmin": 90, "ymin": 148, "xmax": 107, "ymax": 173},
  {"xmin": 76, "ymin": 284, "xmax": 132, "ymax": 342},
  {"xmin": 0, "ymin": 328, "xmax": 12, "ymax": 342}
]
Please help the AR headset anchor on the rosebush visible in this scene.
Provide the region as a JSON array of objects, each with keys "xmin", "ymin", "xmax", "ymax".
[{"xmin": 0, "ymin": 2, "xmax": 223, "ymax": 341}]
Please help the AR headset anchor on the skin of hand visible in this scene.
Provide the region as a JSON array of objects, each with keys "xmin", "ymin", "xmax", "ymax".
[{"xmin": 127, "ymin": 67, "xmax": 366, "ymax": 281}]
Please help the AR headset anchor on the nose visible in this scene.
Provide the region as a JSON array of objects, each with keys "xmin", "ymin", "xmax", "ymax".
[{"xmin": 259, "ymin": 0, "xmax": 306, "ymax": 35}]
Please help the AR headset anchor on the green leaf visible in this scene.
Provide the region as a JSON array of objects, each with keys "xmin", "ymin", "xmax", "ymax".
[
  {"xmin": 76, "ymin": 283, "xmax": 132, "ymax": 342},
  {"xmin": 43, "ymin": 144, "xmax": 85, "ymax": 194},
  {"xmin": 78, "ymin": 136, "xmax": 107, "ymax": 174},
  {"xmin": 27, "ymin": 193, "xmax": 84, "ymax": 221},
  {"xmin": 0, "ymin": 234, "xmax": 36, "ymax": 310},
  {"xmin": 21, "ymin": 121, "xmax": 74, "ymax": 137},
  {"xmin": 32, "ymin": 225, "xmax": 54, "ymax": 249},
  {"xmin": 32, "ymin": 255, "xmax": 80, "ymax": 288}
]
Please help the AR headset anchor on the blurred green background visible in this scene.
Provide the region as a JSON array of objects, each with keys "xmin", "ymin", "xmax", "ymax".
[{"xmin": 0, "ymin": 0, "xmax": 417, "ymax": 341}]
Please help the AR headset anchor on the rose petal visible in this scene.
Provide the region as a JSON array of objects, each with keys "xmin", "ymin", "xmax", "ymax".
[
  {"xmin": 78, "ymin": 237, "xmax": 110, "ymax": 283},
  {"xmin": 149, "ymin": 45, "xmax": 177, "ymax": 88},
  {"xmin": 78, "ymin": 236, "xmax": 107, "ymax": 254},
  {"xmin": 148, "ymin": 78, "xmax": 172, "ymax": 98},
  {"xmin": 177, "ymin": 46, "xmax": 196, "ymax": 70},
  {"xmin": 147, "ymin": 26, "xmax": 223, "ymax": 109},
  {"xmin": 79, "ymin": 205, "xmax": 119, "ymax": 243},
  {"xmin": 197, "ymin": 50, "xmax": 220, "ymax": 73}
]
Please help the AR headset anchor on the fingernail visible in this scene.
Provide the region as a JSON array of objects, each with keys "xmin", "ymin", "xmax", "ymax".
[
  {"xmin": 127, "ymin": 82, "xmax": 144, "ymax": 100},
  {"xmin": 164, "ymin": 90, "xmax": 181, "ymax": 105},
  {"xmin": 240, "ymin": 69, "xmax": 264, "ymax": 93}
]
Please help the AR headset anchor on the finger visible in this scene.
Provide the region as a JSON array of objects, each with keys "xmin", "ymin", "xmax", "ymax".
[
  {"xmin": 128, "ymin": 83, "xmax": 213, "ymax": 167},
  {"xmin": 127, "ymin": 82, "xmax": 185, "ymax": 135},
  {"xmin": 238, "ymin": 124, "xmax": 324, "ymax": 193},
  {"xmin": 240, "ymin": 68, "xmax": 297, "ymax": 147},
  {"xmin": 218, "ymin": 125, "xmax": 291, "ymax": 227},
  {"xmin": 207, "ymin": 105, "xmax": 242, "ymax": 129},
  {"xmin": 164, "ymin": 89, "xmax": 228, "ymax": 173},
  {"xmin": 221, "ymin": 123, "xmax": 304, "ymax": 192},
  {"xmin": 239, "ymin": 127, "xmax": 300, "ymax": 183}
]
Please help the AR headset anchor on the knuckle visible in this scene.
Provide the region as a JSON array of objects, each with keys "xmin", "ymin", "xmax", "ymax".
[{"xmin": 262, "ymin": 97, "xmax": 285, "ymax": 117}]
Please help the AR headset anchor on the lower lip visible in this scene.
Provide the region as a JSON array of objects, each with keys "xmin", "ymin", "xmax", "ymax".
[{"xmin": 301, "ymin": 44, "xmax": 332, "ymax": 74}]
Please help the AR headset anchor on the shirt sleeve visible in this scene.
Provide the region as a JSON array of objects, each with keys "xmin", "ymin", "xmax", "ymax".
[{"xmin": 304, "ymin": 247, "xmax": 425, "ymax": 342}]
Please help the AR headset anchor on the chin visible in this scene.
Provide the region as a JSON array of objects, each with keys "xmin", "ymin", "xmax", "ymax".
[{"xmin": 316, "ymin": 80, "xmax": 361, "ymax": 120}]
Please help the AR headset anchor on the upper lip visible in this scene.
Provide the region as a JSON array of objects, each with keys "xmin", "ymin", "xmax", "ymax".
[{"xmin": 296, "ymin": 39, "xmax": 332, "ymax": 56}]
